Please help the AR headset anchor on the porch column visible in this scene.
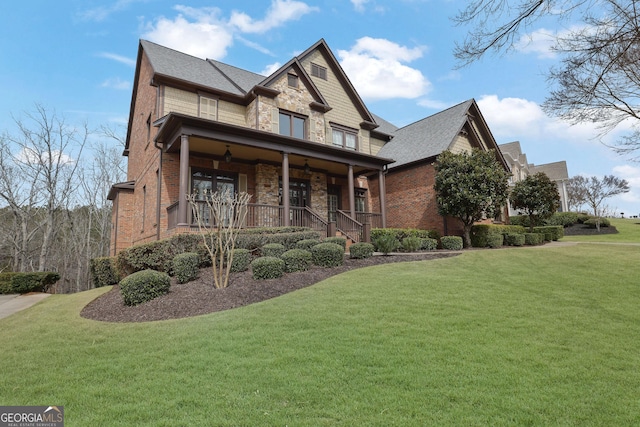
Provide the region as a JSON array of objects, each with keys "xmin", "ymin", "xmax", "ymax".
[
  {"xmin": 348, "ymin": 164, "xmax": 356, "ymax": 218},
  {"xmin": 378, "ymin": 169, "xmax": 387, "ymax": 228},
  {"xmin": 282, "ymin": 152, "xmax": 290, "ymax": 227},
  {"xmin": 178, "ymin": 134, "xmax": 189, "ymax": 226}
]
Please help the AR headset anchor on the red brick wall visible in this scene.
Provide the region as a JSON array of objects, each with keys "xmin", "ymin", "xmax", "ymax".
[{"xmin": 369, "ymin": 163, "xmax": 464, "ymax": 237}]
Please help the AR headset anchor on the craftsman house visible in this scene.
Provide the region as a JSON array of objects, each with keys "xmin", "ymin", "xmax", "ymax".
[
  {"xmin": 109, "ymin": 38, "xmax": 516, "ymax": 254},
  {"xmin": 108, "ymin": 39, "xmax": 395, "ymax": 255}
]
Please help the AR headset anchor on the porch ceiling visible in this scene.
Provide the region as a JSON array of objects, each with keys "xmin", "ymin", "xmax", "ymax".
[{"xmin": 156, "ymin": 112, "xmax": 394, "ymax": 176}]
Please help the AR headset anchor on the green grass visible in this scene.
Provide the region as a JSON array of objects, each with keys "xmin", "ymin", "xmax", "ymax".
[
  {"xmin": 564, "ymin": 217, "xmax": 640, "ymax": 243},
  {"xmin": 1, "ymin": 241, "xmax": 640, "ymax": 425}
]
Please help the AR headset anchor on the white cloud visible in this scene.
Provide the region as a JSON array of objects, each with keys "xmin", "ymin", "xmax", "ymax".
[
  {"xmin": 229, "ymin": 0, "xmax": 319, "ymax": 34},
  {"xmin": 337, "ymin": 37, "xmax": 430, "ymax": 101},
  {"xmin": 141, "ymin": 6, "xmax": 234, "ymax": 59},
  {"xmin": 417, "ymin": 99, "xmax": 450, "ymax": 110},
  {"xmin": 101, "ymin": 77, "xmax": 131, "ymax": 90},
  {"xmin": 515, "ymin": 25, "xmax": 591, "ymax": 59},
  {"xmin": 15, "ymin": 148, "xmax": 74, "ymax": 166},
  {"xmin": 260, "ymin": 62, "xmax": 282, "ymax": 76},
  {"xmin": 140, "ymin": 1, "xmax": 317, "ymax": 59},
  {"xmin": 612, "ymin": 164, "xmax": 640, "ymax": 205},
  {"xmin": 97, "ymin": 52, "xmax": 136, "ymax": 67},
  {"xmin": 351, "ymin": 0, "xmax": 370, "ymax": 12},
  {"xmin": 78, "ymin": 0, "xmax": 144, "ymax": 22}
]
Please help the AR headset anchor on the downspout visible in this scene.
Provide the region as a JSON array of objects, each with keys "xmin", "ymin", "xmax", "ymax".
[{"xmin": 154, "ymin": 129, "xmax": 163, "ymax": 241}]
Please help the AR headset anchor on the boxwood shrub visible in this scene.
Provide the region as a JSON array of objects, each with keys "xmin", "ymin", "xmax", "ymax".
[
  {"xmin": 401, "ymin": 236, "xmax": 422, "ymax": 252},
  {"xmin": 119, "ymin": 269, "xmax": 171, "ymax": 306},
  {"xmin": 372, "ymin": 234, "xmax": 400, "ymax": 254},
  {"xmin": 90, "ymin": 257, "xmax": 119, "ymax": 288},
  {"xmin": 296, "ymin": 239, "xmax": 321, "ymax": 251},
  {"xmin": 471, "ymin": 224, "xmax": 526, "ymax": 248},
  {"xmin": 280, "ymin": 249, "xmax": 312, "ymax": 273},
  {"xmin": 349, "ymin": 242, "xmax": 374, "ymax": 259},
  {"xmin": 421, "ymin": 238, "xmax": 438, "ymax": 251},
  {"xmin": 324, "ymin": 236, "xmax": 347, "ymax": 249},
  {"xmin": 533, "ymin": 225, "xmax": 564, "ymax": 241},
  {"xmin": 371, "ymin": 228, "xmax": 439, "ymax": 244},
  {"xmin": 0, "ymin": 272, "xmax": 60, "ymax": 294},
  {"xmin": 441, "ymin": 236, "xmax": 463, "ymax": 251},
  {"xmin": 311, "ymin": 242, "xmax": 345, "ymax": 267},
  {"xmin": 487, "ymin": 233, "xmax": 504, "ymax": 248},
  {"xmin": 172, "ymin": 252, "xmax": 200, "ymax": 284},
  {"xmin": 584, "ymin": 217, "xmax": 611, "ymax": 228},
  {"xmin": 251, "ymin": 256, "xmax": 285, "ymax": 280},
  {"xmin": 505, "ymin": 233, "xmax": 526, "ymax": 247},
  {"xmin": 261, "ymin": 243, "xmax": 286, "ymax": 258},
  {"xmin": 524, "ymin": 233, "xmax": 544, "ymax": 246},
  {"xmin": 546, "ymin": 212, "xmax": 579, "ymax": 227},
  {"xmin": 230, "ymin": 249, "xmax": 251, "ymax": 273}
]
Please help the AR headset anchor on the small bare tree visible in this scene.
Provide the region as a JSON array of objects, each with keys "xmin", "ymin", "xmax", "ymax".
[{"xmin": 187, "ymin": 188, "xmax": 251, "ymax": 289}]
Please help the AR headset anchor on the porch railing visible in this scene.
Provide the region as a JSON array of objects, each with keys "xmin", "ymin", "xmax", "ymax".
[
  {"xmin": 356, "ymin": 212, "xmax": 383, "ymax": 229},
  {"xmin": 336, "ymin": 209, "xmax": 364, "ymax": 243},
  {"xmin": 167, "ymin": 201, "xmax": 328, "ymax": 237}
]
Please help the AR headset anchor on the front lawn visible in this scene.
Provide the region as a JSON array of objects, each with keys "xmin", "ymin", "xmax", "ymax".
[{"xmin": 1, "ymin": 243, "xmax": 639, "ymax": 425}]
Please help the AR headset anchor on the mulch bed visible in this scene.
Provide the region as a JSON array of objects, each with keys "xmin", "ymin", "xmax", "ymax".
[
  {"xmin": 563, "ymin": 223, "xmax": 619, "ymax": 236},
  {"xmin": 81, "ymin": 252, "xmax": 458, "ymax": 323}
]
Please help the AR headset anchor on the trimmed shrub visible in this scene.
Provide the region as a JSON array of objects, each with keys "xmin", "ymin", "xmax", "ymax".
[
  {"xmin": 261, "ymin": 243, "xmax": 286, "ymax": 258},
  {"xmin": 371, "ymin": 228, "xmax": 440, "ymax": 243},
  {"xmin": 296, "ymin": 239, "xmax": 321, "ymax": 251},
  {"xmin": 0, "ymin": 273, "xmax": 19, "ymax": 294},
  {"xmin": 505, "ymin": 233, "xmax": 526, "ymax": 247},
  {"xmin": 487, "ymin": 234, "xmax": 504, "ymax": 248},
  {"xmin": 584, "ymin": 217, "xmax": 611, "ymax": 228},
  {"xmin": 524, "ymin": 233, "xmax": 544, "ymax": 246},
  {"xmin": 230, "ymin": 249, "xmax": 251, "ymax": 273},
  {"xmin": 508, "ymin": 215, "xmax": 530, "ymax": 228},
  {"xmin": 373, "ymin": 234, "xmax": 400, "ymax": 255},
  {"xmin": 471, "ymin": 224, "xmax": 526, "ymax": 248},
  {"xmin": 9, "ymin": 272, "xmax": 60, "ymax": 294},
  {"xmin": 546, "ymin": 212, "xmax": 579, "ymax": 227},
  {"xmin": 119, "ymin": 269, "xmax": 170, "ymax": 306},
  {"xmin": 90, "ymin": 257, "xmax": 119, "ymax": 288},
  {"xmin": 349, "ymin": 242, "xmax": 375, "ymax": 259},
  {"xmin": 251, "ymin": 257, "xmax": 285, "ymax": 280},
  {"xmin": 311, "ymin": 242, "xmax": 345, "ymax": 267},
  {"xmin": 281, "ymin": 249, "xmax": 312, "ymax": 273},
  {"xmin": 324, "ymin": 236, "xmax": 347, "ymax": 249},
  {"xmin": 420, "ymin": 238, "xmax": 438, "ymax": 251},
  {"xmin": 577, "ymin": 213, "xmax": 592, "ymax": 224},
  {"xmin": 401, "ymin": 236, "xmax": 422, "ymax": 252},
  {"xmin": 441, "ymin": 236, "xmax": 463, "ymax": 251},
  {"xmin": 533, "ymin": 225, "xmax": 564, "ymax": 241},
  {"xmin": 173, "ymin": 252, "xmax": 200, "ymax": 284}
]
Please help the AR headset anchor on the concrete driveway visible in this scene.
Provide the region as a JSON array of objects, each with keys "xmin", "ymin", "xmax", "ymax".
[{"xmin": 0, "ymin": 293, "xmax": 51, "ymax": 320}]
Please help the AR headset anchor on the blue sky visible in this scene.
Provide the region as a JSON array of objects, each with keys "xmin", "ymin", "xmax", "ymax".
[{"xmin": 1, "ymin": 0, "xmax": 639, "ymax": 216}]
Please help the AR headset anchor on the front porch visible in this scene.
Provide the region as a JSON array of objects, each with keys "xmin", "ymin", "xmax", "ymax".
[{"xmin": 157, "ymin": 113, "xmax": 392, "ymax": 243}]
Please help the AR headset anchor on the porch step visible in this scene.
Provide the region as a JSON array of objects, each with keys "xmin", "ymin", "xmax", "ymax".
[{"xmin": 334, "ymin": 231, "xmax": 354, "ymax": 251}]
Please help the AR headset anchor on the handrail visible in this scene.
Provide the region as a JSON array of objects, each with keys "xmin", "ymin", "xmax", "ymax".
[
  {"xmin": 304, "ymin": 206, "xmax": 329, "ymax": 237},
  {"xmin": 336, "ymin": 210, "xmax": 363, "ymax": 243}
]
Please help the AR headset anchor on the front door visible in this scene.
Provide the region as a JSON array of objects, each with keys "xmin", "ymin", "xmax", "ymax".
[
  {"xmin": 279, "ymin": 178, "xmax": 311, "ymax": 226},
  {"xmin": 327, "ymin": 185, "xmax": 341, "ymax": 223}
]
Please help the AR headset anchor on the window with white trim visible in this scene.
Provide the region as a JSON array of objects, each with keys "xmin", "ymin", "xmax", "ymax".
[{"xmin": 331, "ymin": 125, "xmax": 357, "ymax": 150}]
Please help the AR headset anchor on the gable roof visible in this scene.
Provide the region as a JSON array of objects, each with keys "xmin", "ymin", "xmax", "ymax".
[
  {"xmin": 377, "ymin": 99, "xmax": 477, "ymax": 169},
  {"xmin": 531, "ymin": 161, "xmax": 569, "ymax": 181}
]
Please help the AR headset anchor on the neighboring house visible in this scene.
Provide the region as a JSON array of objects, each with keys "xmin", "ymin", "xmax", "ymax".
[
  {"xmin": 499, "ymin": 141, "xmax": 569, "ymax": 214},
  {"xmin": 368, "ymin": 99, "xmax": 511, "ymax": 237},
  {"xmin": 108, "ymin": 39, "xmax": 395, "ymax": 255}
]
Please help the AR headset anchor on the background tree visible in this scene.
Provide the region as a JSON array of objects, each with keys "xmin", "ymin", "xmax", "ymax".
[
  {"xmin": 0, "ymin": 105, "xmax": 126, "ymax": 292},
  {"xmin": 510, "ymin": 172, "xmax": 561, "ymax": 231},
  {"xmin": 453, "ymin": 0, "xmax": 640, "ymax": 157},
  {"xmin": 567, "ymin": 174, "xmax": 630, "ymax": 229},
  {"xmin": 434, "ymin": 149, "xmax": 510, "ymax": 248}
]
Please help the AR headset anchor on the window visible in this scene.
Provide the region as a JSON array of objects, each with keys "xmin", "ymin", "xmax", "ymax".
[
  {"xmin": 199, "ymin": 96, "xmax": 217, "ymax": 120},
  {"xmin": 279, "ymin": 178, "xmax": 310, "ymax": 207},
  {"xmin": 355, "ymin": 189, "xmax": 367, "ymax": 213},
  {"xmin": 287, "ymin": 74, "xmax": 299, "ymax": 88},
  {"xmin": 331, "ymin": 126, "xmax": 357, "ymax": 150},
  {"xmin": 191, "ymin": 169, "xmax": 237, "ymax": 225},
  {"xmin": 279, "ymin": 111, "xmax": 306, "ymax": 139},
  {"xmin": 141, "ymin": 185, "xmax": 146, "ymax": 231},
  {"xmin": 311, "ymin": 63, "xmax": 327, "ymax": 80}
]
